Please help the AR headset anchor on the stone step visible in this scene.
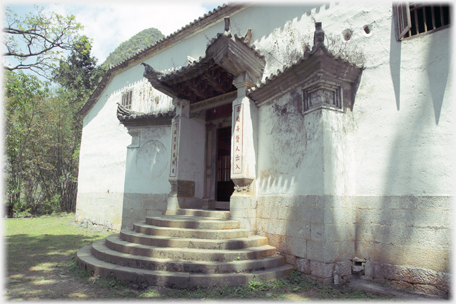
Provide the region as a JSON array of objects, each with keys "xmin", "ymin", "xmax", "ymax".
[
  {"xmin": 133, "ymin": 222, "xmax": 249, "ymax": 239},
  {"xmin": 215, "ymin": 201, "xmax": 230, "ymax": 210},
  {"xmin": 105, "ymin": 234, "xmax": 276, "ymax": 262},
  {"xmin": 78, "ymin": 245, "xmax": 294, "ymax": 288},
  {"xmin": 91, "ymin": 239, "xmax": 286, "ymax": 274},
  {"xmin": 146, "ymin": 215, "xmax": 240, "ymax": 230},
  {"xmin": 120, "ymin": 229, "xmax": 267, "ymax": 250},
  {"xmin": 175, "ymin": 209, "xmax": 230, "ymax": 219}
]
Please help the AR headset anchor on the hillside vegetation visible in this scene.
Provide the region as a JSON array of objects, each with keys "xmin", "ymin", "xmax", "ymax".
[{"xmin": 102, "ymin": 27, "xmax": 164, "ymax": 68}]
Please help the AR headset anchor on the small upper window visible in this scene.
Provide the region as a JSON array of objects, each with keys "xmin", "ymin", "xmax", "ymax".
[
  {"xmin": 122, "ymin": 90, "xmax": 132, "ymax": 110},
  {"xmin": 394, "ymin": 3, "xmax": 451, "ymax": 41}
]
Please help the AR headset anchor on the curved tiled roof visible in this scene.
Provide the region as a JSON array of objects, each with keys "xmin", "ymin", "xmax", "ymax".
[
  {"xmin": 248, "ymin": 40, "xmax": 363, "ymax": 106},
  {"xmin": 79, "ymin": 3, "xmax": 251, "ymax": 117},
  {"xmin": 142, "ymin": 26, "xmax": 266, "ymax": 104},
  {"xmin": 117, "ymin": 103, "xmax": 175, "ymax": 127},
  {"xmin": 158, "ymin": 31, "xmax": 265, "ymax": 85},
  {"xmin": 248, "ymin": 43, "xmax": 363, "ymax": 96}
]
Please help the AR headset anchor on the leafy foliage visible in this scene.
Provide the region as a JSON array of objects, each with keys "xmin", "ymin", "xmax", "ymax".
[
  {"xmin": 3, "ymin": 6, "xmax": 167, "ymax": 217},
  {"xmin": 4, "ymin": 19, "xmax": 104, "ymax": 216},
  {"xmin": 3, "ymin": 5, "xmax": 84, "ymax": 79},
  {"xmin": 102, "ymin": 27, "xmax": 164, "ymax": 69},
  {"xmin": 53, "ymin": 35, "xmax": 106, "ymax": 105},
  {"xmin": 5, "ymin": 71, "xmax": 48, "ymax": 216}
]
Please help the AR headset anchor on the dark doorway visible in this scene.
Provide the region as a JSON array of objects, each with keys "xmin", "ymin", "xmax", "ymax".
[{"xmin": 216, "ymin": 127, "xmax": 234, "ymax": 202}]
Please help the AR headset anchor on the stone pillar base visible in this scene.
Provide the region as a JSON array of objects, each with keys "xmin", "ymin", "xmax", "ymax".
[{"xmin": 229, "ymin": 196, "xmax": 257, "ymax": 235}]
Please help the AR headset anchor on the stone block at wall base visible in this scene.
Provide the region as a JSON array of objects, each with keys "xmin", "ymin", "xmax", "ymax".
[
  {"xmin": 364, "ymin": 261, "xmax": 451, "ymax": 295},
  {"xmin": 296, "ymin": 258, "xmax": 311, "ymax": 274},
  {"xmin": 310, "ymin": 260, "xmax": 334, "ymax": 278},
  {"xmin": 389, "ymin": 280, "xmax": 414, "ymax": 290},
  {"xmin": 290, "ymin": 256, "xmax": 353, "ymax": 282},
  {"xmin": 285, "ymin": 254, "xmax": 297, "ymax": 265},
  {"xmin": 437, "ymin": 271, "xmax": 451, "ymax": 293},
  {"xmin": 230, "ymin": 196, "xmax": 257, "ymax": 234},
  {"xmin": 414, "ymin": 284, "xmax": 448, "ymax": 298},
  {"xmin": 335, "ymin": 261, "xmax": 352, "ymax": 277},
  {"xmin": 78, "ymin": 218, "xmax": 114, "ymax": 234}
]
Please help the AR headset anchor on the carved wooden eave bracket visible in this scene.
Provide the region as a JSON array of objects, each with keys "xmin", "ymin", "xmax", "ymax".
[
  {"xmin": 248, "ymin": 22, "xmax": 363, "ymax": 108},
  {"xmin": 141, "ymin": 17, "xmax": 266, "ymax": 104},
  {"xmin": 205, "ymin": 17, "xmax": 266, "ymax": 87},
  {"xmin": 117, "ymin": 102, "xmax": 175, "ymax": 127}
]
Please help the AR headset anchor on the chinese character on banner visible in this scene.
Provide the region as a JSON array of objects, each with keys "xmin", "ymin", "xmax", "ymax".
[
  {"xmin": 232, "ymin": 104, "xmax": 243, "ymax": 174},
  {"xmin": 170, "ymin": 120, "xmax": 179, "ymax": 177}
]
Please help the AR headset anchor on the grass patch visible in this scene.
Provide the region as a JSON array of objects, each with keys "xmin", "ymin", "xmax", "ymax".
[
  {"xmin": 6, "ymin": 213, "xmax": 110, "ymax": 274},
  {"xmin": 156, "ymin": 268, "xmax": 387, "ymax": 300}
]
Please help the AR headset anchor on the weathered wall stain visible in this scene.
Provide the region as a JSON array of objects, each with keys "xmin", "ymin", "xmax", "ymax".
[
  {"xmin": 270, "ymin": 113, "xmax": 307, "ymax": 174},
  {"xmin": 136, "ymin": 140, "xmax": 168, "ymax": 179}
]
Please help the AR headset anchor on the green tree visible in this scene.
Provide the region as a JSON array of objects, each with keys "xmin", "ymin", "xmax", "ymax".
[
  {"xmin": 53, "ymin": 35, "xmax": 106, "ymax": 106},
  {"xmin": 5, "ymin": 71, "xmax": 48, "ymax": 216},
  {"xmin": 4, "ymin": 9, "xmax": 105, "ymax": 216},
  {"xmin": 3, "ymin": 5, "xmax": 83, "ymax": 79}
]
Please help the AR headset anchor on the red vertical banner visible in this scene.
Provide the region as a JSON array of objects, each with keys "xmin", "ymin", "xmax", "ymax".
[
  {"xmin": 170, "ymin": 120, "xmax": 179, "ymax": 177},
  {"xmin": 232, "ymin": 104, "xmax": 243, "ymax": 174}
]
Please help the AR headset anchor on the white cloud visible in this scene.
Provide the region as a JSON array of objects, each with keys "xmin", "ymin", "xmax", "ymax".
[{"xmin": 45, "ymin": 2, "xmax": 212, "ymax": 64}]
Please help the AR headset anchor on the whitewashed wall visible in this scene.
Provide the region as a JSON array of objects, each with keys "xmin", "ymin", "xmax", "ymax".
[
  {"xmin": 245, "ymin": 2, "xmax": 451, "ymax": 292},
  {"xmin": 76, "ymin": 76, "xmax": 174, "ymax": 230}
]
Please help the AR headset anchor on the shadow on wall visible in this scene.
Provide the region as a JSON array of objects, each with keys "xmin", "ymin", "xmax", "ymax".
[
  {"xmin": 359, "ymin": 23, "xmax": 451, "ymax": 273},
  {"xmin": 389, "ymin": 17, "xmax": 449, "ymax": 124},
  {"xmin": 426, "ymin": 28, "xmax": 450, "ymax": 125},
  {"xmin": 390, "ymin": 17, "xmax": 402, "ymax": 111}
]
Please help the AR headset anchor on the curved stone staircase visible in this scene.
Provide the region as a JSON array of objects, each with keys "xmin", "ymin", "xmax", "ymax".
[{"xmin": 77, "ymin": 209, "xmax": 294, "ymax": 288}]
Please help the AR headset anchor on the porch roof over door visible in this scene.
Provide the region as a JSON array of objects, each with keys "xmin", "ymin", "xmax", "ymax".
[{"xmin": 142, "ymin": 19, "xmax": 266, "ymax": 104}]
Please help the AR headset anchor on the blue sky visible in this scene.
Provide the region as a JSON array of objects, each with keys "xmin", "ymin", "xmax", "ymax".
[{"xmin": 4, "ymin": 1, "xmax": 224, "ymax": 64}]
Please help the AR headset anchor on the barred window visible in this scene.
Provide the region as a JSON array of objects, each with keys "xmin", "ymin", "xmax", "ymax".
[
  {"xmin": 394, "ymin": 3, "xmax": 451, "ymax": 41},
  {"xmin": 122, "ymin": 90, "xmax": 133, "ymax": 110}
]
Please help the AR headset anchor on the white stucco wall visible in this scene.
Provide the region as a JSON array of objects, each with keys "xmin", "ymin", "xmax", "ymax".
[
  {"xmin": 248, "ymin": 2, "xmax": 451, "ymax": 285},
  {"xmin": 76, "ymin": 74, "xmax": 174, "ymax": 230},
  {"xmin": 247, "ymin": 2, "xmax": 452, "ymax": 197}
]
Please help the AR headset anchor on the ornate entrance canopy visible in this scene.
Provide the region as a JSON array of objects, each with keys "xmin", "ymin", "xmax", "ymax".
[{"xmin": 142, "ymin": 18, "xmax": 266, "ymax": 104}]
